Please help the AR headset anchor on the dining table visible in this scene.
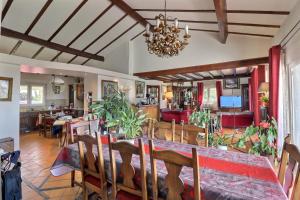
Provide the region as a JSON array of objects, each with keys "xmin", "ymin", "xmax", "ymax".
[{"xmin": 50, "ymin": 135, "xmax": 287, "ymax": 200}]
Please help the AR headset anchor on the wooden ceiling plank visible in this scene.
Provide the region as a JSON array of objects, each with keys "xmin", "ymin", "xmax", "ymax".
[
  {"xmin": 2, "ymin": 0, "xmax": 14, "ymax": 22},
  {"xmin": 233, "ymin": 69, "xmax": 237, "ymax": 77},
  {"xmin": 219, "ymin": 70, "xmax": 225, "ymax": 77},
  {"xmin": 134, "ymin": 9, "xmax": 289, "ymax": 15},
  {"xmin": 163, "ymin": 73, "xmax": 250, "ymax": 83},
  {"xmin": 68, "ymin": 14, "xmax": 127, "ymax": 64},
  {"xmin": 51, "ymin": 3, "xmax": 114, "ymax": 61},
  {"xmin": 208, "ymin": 72, "xmax": 215, "ymax": 78},
  {"xmin": 146, "ymin": 18, "xmax": 280, "ymax": 28},
  {"xmin": 213, "ymin": 0, "xmax": 228, "ymax": 43},
  {"xmin": 110, "ymin": 0, "xmax": 148, "ymax": 27},
  {"xmin": 134, "ymin": 57, "xmax": 268, "ymax": 78},
  {"xmin": 1, "ymin": 27, "xmax": 104, "ymax": 61},
  {"xmin": 9, "ymin": 0, "xmax": 53, "ymax": 55},
  {"xmin": 228, "ymin": 31, "xmax": 273, "ymax": 38},
  {"xmin": 32, "ymin": 0, "xmax": 88, "ymax": 59}
]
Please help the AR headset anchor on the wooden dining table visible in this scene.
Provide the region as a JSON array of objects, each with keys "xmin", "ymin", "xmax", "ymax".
[{"xmin": 50, "ymin": 136, "xmax": 287, "ymax": 200}]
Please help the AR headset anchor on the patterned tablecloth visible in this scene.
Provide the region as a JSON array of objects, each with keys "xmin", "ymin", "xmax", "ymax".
[{"xmin": 50, "ymin": 136, "xmax": 287, "ymax": 200}]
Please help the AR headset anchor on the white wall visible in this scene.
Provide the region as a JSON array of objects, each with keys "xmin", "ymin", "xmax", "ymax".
[
  {"xmin": 84, "ymin": 73, "xmax": 99, "ymax": 112},
  {"xmin": 0, "ymin": 64, "xmax": 20, "ymax": 150},
  {"xmin": 21, "ymin": 73, "xmax": 83, "ymax": 109},
  {"xmin": 132, "ymin": 32, "xmax": 272, "ymax": 73}
]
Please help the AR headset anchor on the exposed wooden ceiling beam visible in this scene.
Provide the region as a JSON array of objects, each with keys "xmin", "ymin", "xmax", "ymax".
[
  {"xmin": 51, "ymin": 3, "xmax": 114, "ymax": 61},
  {"xmin": 213, "ymin": 0, "xmax": 228, "ymax": 43},
  {"xmin": 135, "ymin": 9, "xmax": 289, "ymax": 15},
  {"xmin": 1, "ymin": 27, "xmax": 104, "ymax": 61},
  {"xmin": 146, "ymin": 18, "xmax": 280, "ymax": 28},
  {"xmin": 194, "ymin": 72, "xmax": 204, "ymax": 78},
  {"xmin": 134, "ymin": 57, "xmax": 268, "ymax": 78},
  {"xmin": 229, "ymin": 32, "xmax": 274, "ymax": 38},
  {"xmin": 208, "ymin": 72, "xmax": 215, "ymax": 78},
  {"xmin": 81, "ymin": 22, "xmax": 139, "ymax": 65},
  {"xmin": 110, "ymin": 0, "xmax": 148, "ymax": 27},
  {"xmin": 68, "ymin": 14, "xmax": 127, "ymax": 64},
  {"xmin": 162, "ymin": 73, "xmax": 250, "ymax": 83},
  {"xmin": 182, "ymin": 74, "xmax": 196, "ymax": 80},
  {"xmin": 2, "ymin": 0, "xmax": 14, "ymax": 22},
  {"xmin": 9, "ymin": 0, "xmax": 53, "ymax": 55},
  {"xmin": 219, "ymin": 70, "xmax": 225, "ymax": 77},
  {"xmin": 131, "ymin": 30, "xmax": 145, "ymax": 41},
  {"xmin": 32, "ymin": 0, "xmax": 88, "ymax": 59}
]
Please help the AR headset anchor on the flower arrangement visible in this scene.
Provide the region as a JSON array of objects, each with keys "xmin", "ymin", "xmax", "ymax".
[
  {"xmin": 260, "ymin": 96, "xmax": 269, "ymax": 107},
  {"xmin": 236, "ymin": 118, "xmax": 278, "ymax": 158}
]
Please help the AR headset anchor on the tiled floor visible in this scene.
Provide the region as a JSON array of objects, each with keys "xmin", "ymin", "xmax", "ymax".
[
  {"xmin": 19, "ymin": 129, "xmax": 244, "ymax": 200},
  {"xmin": 20, "ymin": 132, "xmax": 82, "ymax": 200}
]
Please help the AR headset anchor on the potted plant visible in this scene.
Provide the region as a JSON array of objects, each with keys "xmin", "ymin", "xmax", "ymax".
[
  {"xmin": 236, "ymin": 118, "xmax": 278, "ymax": 159},
  {"xmin": 260, "ymin": 96, "xmax": 269, "ymax": 107},
  {"xmin": 214, "ymin": 133, "xmax": 231, "ymax": 150},
  {"xmin": 90, "ymin": 90, "xmax": 146, "ymax": 141},
  {"xmin": 189, "ymin": 109, "xmax": 210, "ymax": 128},
  {"xmin": 107, "ymin": 107, "xmax": 146, "ymax": 143}
]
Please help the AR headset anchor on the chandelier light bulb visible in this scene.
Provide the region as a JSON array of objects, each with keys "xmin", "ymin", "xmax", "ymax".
[
  {"xmin": 185, "ymin": 25, "xmax": 189, "ymax": 35},
  {"xmin": 174, "ymin": 18, "xmax": 179, "ymax": 28},
  {"xmin": 146, "ymin": 24, "xmax": 150, "ymax": 34},
  {"xmin": 156, "ymin": 18, "xmax": 160, "ymax": 28}
]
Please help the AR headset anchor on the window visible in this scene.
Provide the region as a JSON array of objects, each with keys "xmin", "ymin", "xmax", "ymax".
[
  {"xmin": 20, "ymin": 85, "xmax": 28, "ymax": 105},
  {"xmin": 31, "ymin": 86, "xmax": 44, "ymax": 105},
  {"xmin": 203, "ymin": 87, "xmax": 217, "ymax": 104},
  {"xmin": 20, "ymin": 85, "xmax": 45, "ymax": 105}
]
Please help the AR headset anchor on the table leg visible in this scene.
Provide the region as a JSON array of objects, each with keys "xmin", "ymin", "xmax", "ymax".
[{"xmin": 71, "ymin": 170, "xmax": 75, "ymax": 187}]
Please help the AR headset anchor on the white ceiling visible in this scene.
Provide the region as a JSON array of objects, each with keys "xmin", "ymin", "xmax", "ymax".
[{"xmin": 0, "ymin": 0, "xmax": 298, "ymax": 69}]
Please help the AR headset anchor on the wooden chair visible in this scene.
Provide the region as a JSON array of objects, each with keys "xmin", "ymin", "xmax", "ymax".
[
  {"xmin": 70, "ymin": 120, "xmax": 90, "ymax": 143},
  {"xmin": 89, "ymin": 119, "xmax": 100, "ymax": 136},
  {"xmin": 108, "ymin": 135, "xmax": 148, "ymax": 200},
  {"xmin": 43, "ymin": 117, "xmax": 55, "ymax": 138},
  {"xmin": 182, "ymin": 124, "xmax": 208, "ymax": 147},
  {"xmin": 78, "ymin": 133, "xmax": 108, "ymax": 200},
  {"xmin": 156, "ymin": 119, "xmax": 176, "ymax": 141},
  {"xmin": 149, "ymin": 140, "xmax": 201, "ymax": 200},
  {"xmin": 278, "ymin": 134, "xmax": 300, "ymax": 199},
  {"xmin": 147, "ymin": 118, "xmax": 157, "ymax": 139}
]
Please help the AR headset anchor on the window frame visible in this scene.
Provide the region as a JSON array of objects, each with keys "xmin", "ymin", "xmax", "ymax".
[
  {"xmin": 203, "ymin": 86, "xmax": 217, "ymax": 105},
  {"xmin": 20, "ymin": 84, "xmax": 46, "ymax": 106}
]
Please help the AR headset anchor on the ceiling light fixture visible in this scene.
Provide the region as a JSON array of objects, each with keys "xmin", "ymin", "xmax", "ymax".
[{"xmin": 143, "ymin": 0, "xmax": 191, "ymax": 57}]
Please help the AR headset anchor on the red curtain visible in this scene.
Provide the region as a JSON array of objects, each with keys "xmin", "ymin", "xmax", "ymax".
[
  {"xmin": 197, "ymin": 82, "xmax": 204, "ymax": 106},
  {"xmin": 251, "ymin": 65, "xmax": 266, "ymax": 125},
  {"xmin": 269, "ymin": 45, "xmax": 281, "ymax": 120},
  {"xmin": 216, "ymin": 81, "xmax": 222, "ymax": 108}
]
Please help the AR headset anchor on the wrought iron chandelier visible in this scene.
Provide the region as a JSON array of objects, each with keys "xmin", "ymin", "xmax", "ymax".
[{"xmin": 143, "ymin": 0, "xmax": 191, "ymax": 57}]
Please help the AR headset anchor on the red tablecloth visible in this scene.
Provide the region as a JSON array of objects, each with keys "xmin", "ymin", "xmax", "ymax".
[{"xmin": 50, "ymin": 136, "xmax": 287, "ymax": 200}]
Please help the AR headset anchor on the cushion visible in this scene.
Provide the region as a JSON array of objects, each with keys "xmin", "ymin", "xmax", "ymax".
[
  {"xmin": 85, "ymin": 175, "xmax": 101, "ymax": 188},
  {"xmin": 116, "ymin": 190, "xmax": 142, "ymax": 200}
]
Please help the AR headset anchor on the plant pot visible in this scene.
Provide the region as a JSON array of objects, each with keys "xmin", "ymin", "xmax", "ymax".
[
  {"xmin": 217, "ymin": 145, "xmax": 228, "ymax": 151},
  {"xmin": 121, "ymin": 139, "xmax": 135, "ymax": 144},
  {"xmin": 261, "ymin": 102, "xmax": 269, "ymax": 107}
]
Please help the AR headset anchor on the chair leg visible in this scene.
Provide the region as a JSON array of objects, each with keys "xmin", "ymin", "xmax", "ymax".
[
  {"xmin": 71, "ymin": 170, "xmax": 75, "ymax": 187},
  {"xmin": 82, "ymin": 186, "xmax": 88, "ymax": 200}
]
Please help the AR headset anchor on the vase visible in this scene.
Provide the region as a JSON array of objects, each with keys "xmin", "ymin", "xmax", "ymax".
[{"xmin": 217, "ymin": 145, "xmax": 228, "ymax": 151}]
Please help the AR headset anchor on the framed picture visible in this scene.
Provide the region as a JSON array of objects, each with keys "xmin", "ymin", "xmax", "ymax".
[
  {"xmin": 101, "ymin": 80, "xmax": 118, "ymax": 98},
  {"xmin": 135, "ymin": 81, "xmax": 145, "ymax": 98},
  {"xmin": 0, "ymin": 77, "xmax": 13, "ymax": 101},
  {"xmin": 223, "ymin": 78, "xmax": 240, "ymax": 89}
]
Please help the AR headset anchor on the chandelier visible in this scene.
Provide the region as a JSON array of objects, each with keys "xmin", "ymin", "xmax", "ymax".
[{"xmin": 143, "ymin": 0, "xmax": 191, "ymax": 57}]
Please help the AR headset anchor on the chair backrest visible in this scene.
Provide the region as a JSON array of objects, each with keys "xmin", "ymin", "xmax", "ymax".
[
  {"xmin": 70, "ymin": 120, "xmax": 90, "ymax": 143},
  {"xmin": 77, "ymin": 133, "xmax": 106, "ymax": 190},
  {"xmin": 108, "ymin": 135, "xmax": 148, "ymax": 200},
  {"xmin": 89, "ymin": 119, "xmax": 100, "ymax": 136},
  {"xmin": 278, "ymin": 134, "xmax": 300, "ymax": 199},
  {"xmin": 183, "ymin": 124, "xmax": 208, "ymax": 147},
  {"xmin": 147, "ymin": 118, "xmax": 156, "ymax": 139},
  {"xmin": 149, "ymin": 140, "xmax": 201, "ymax": 200},
  {"xmin": 157, "ymin": 119, "xmax": 176, "ymax": 141}
]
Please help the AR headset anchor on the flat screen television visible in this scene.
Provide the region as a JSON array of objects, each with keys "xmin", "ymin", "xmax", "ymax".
[{"xmin": 220, "ymin": 96, "xmax": 242, "ymax": 108}]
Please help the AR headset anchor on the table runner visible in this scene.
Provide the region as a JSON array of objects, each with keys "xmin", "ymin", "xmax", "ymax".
[{"xmin": 50, "ymin": 136, "xmax": 287, "ymax": 200}]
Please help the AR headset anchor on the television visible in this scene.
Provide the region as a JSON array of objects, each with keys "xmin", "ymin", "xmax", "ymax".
[{"xmin": 220, "ymin": 96, "xmax": 242, "ymax": 108}]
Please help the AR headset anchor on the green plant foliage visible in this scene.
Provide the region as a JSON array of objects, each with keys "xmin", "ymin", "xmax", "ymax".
[
  {"xmin": 213, "ymin": 134, "xmax": 231, "ymax": 146},
  {"xmin": 236, "ymin": 117, "xmax": 278, "ymax": 157},
  {"xmin": 260, "ymin": 96, "xmax": 269, "ymax": 103},
  {"xmin": 189, "ymin": 109, "xmax": 210, "ymax": 128},
  {"xmin": 89, "ymin": 90, "xmax": 146, "ymax": 139}
]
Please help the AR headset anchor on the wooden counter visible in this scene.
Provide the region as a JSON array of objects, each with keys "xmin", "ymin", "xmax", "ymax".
[{"xmin": 139, "ymin": 105, "xmax": 159, "ymax": 121}]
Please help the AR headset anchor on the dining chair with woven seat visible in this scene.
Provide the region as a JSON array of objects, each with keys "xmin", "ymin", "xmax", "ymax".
[
  {"xmin": 78, "ymin": 133, "xmax": 108, "ymax": 200},
  {"xmin": 278, "ymin": 134, "xmax": 300, "ymax": 199},
  {"xmin": 149, "ymin": 140, "xmax": 201, "ymax": 200},
  {"xmin": 108, "ymin": 135, "xmax": 148, "ymax": 200},
  {"xmin": 156, "ymin": 119, "xmax": 176, "ymax": 141}
]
